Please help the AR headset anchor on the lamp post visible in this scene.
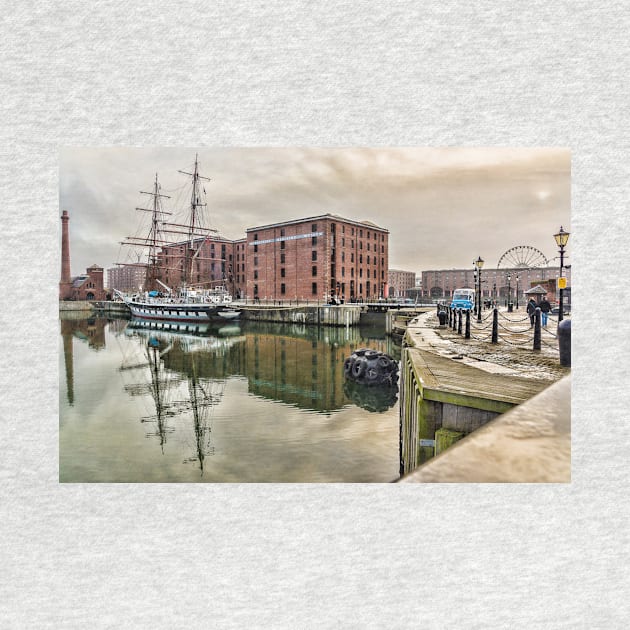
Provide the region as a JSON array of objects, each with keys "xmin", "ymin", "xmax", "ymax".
[
  {"xmin": 515, "ymin": 274, "xmax": 520, "ymax": 309},
  {"xmin": 507, "ymin": 272, "xmax": 512, "ymax": 311},
  {"xmin": 474, "ymin": 256, "xmax": 484, "ymax": 322},
  {"xmin": 554, "ymin": 226, "xmax": 570, "ymax": 322}
]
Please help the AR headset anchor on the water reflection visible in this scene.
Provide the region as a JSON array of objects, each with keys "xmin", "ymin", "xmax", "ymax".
[
  {"xmin": 123, "ymin": 318, "xmax": 399, "ymax": 413},
  {"xmin": 59, "ymin": 314, "xmax": 401, "ymax": 481},
  {"xmin": 121, "ymin": 321, "xmax": 245, "ymax": 473},
  {"xmin": 343, "ymin": 380, "xmax": 399, "ymax": 413},
  {"xmin": 60, "ymin": 314, "xmax": 112, "ymax": 406}
]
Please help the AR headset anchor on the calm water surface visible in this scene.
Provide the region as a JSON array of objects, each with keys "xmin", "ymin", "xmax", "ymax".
[{"xmin": 59, "ymin": 314, "xmax": 401, "ymax": 482}]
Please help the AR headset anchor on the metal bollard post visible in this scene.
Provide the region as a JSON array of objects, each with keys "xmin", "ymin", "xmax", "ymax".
[
  {"xmin": 465, "ymin": 309, "xmax": 470, "ymax": 339},
  {"xmin": 492, "ymin": 307, "xmax": 498, "ymax": 343},
  {"xmin": 558, "ymin": 319, "xmax": 571, "ymax": 366},
  {"xmin": 533, "ymin": 307, "xmax": 541, "ymax": 351},
  {"xmin": 452, "ymin": 308, "xmax": 457, "ymax": 331},
  {"xmin": 457, "ymin": 309, "xmax": 462, "ymax": 335}
]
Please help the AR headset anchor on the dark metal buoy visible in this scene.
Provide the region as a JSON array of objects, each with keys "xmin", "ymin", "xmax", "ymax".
[{"xmin": 343, "ymin": 348, "xmax": 399, "ymax": 387}]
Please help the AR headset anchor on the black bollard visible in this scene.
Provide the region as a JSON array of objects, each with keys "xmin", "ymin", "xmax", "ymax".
[
  {"xmin": 533, "ymin": 307, "xmax": 541, "ymax": 351},
  {"xmin": 438, "ymin": 310, "xmax": 447, "ymax": 327},
  {"xmin": 452, "ymin": 308, "xmax": 457, "ymax": 331},
  {"xmin": 492, "ymin": 308, "xmax": 498, "ymax": 343},
  {"xmin": 558, "ymin": 319, "xmax": 571, "ymax": 367},
  {"xmin": 465, "ymin": 309, "xmax": 470, "ymax": 339},
  {"xmin": 457, "ymin": 309, "xmax": 462, "ymax": 335}
]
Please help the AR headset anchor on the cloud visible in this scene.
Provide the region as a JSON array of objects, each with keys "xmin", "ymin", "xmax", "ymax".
[{"xmin": 59, "ymin": 147, "xmax": 570, "ymax": 277}]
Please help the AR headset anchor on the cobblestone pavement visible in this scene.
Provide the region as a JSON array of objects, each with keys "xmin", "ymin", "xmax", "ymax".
[{"xmin": 408, "ymin": 308, "xmax": 570, "ymax": 383}]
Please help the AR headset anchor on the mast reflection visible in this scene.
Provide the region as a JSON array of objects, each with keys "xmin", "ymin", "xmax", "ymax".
[{"xmin": 122, "ymin": 319, "xmax": 244, "ymax": 473}]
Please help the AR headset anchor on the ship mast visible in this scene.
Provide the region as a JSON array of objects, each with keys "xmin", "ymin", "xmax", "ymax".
[
  {"xmin": 119, "ymin": 173, "xmax": 171, "ymax": 292},
  {"xmin": 177, "ymin": 154, "xmax": 212, "ymax": 288},
  {"xmin": 142, "ymin": 174, "xmax": 171, "ymax": 291}
]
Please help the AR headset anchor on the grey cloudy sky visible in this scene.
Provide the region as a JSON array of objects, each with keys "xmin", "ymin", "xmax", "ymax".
[{"xmin": 59, "ymin": 147, "xmax": 570, "ymax": 276}]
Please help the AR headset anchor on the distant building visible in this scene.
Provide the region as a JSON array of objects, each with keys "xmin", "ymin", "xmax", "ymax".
[
  {"xmin": 62, "ymin": 264, "xmax": 108, "ymax": 301},
  {"xmin": 59, "ymin": 211, "xmax": 108, "ymax": 300},
  {"xmin": 245, "ymin": 214, "xmax": 389, "ymax": 302},
  {"xmin": 420, "ymin": 266, "xmax": 572, "ymax": 304},
  {"xmin": 107, "ymin": 265, "xmax": 147, "ymax": 293},
  {"xmin": 388, "ymin": 269, "xmax": 415, "ymax": 298}
]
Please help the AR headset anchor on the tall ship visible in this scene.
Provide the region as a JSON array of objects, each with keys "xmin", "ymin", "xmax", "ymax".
[{"xmin": 115, "ymin": 155, "xmax": 240, "ymax": 323}]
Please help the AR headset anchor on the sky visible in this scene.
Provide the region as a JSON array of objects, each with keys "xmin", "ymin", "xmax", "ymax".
[{"xmin": 59, "ymin": 147, "xmax": 571, "ymax": 277}]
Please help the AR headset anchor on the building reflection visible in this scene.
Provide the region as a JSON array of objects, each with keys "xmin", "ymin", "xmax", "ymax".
[
  {"xmin": 152, "ymin": 321, "xmax": 398, "ymax": 413},
  {"xmin": 59, "ymin": 313, "xmax": 110, "ymax": 406},
  {"xmin": 61, "ymin": 315, "xmax": 400, "ymax": 415}
]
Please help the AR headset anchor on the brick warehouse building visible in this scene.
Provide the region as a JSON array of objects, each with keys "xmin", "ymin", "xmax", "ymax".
[
  {"xmin": 387, "ymin": 269, "xmax": 416, "ymax": 298},
  {"xmin": 420, "ymin": 265, "xmax": 572, "ymax": 305},
  {"xmin": 157, "ymin": 235, "xmax": 236, "ymax": 293},
  {"xmin": 245, "ymin": 214, "xmax": 389, "ymax": 302}
]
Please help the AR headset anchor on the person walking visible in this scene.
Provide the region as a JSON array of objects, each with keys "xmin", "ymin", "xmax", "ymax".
[
  {"xmin": 539, "ymin": 296, "xmax": 551, "ymax": 327},
  {"xmin": 526, "ymin": 298, "xmax": 537, "ymax": 327}
]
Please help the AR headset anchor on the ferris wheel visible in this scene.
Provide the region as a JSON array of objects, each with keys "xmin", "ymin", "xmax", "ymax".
[{"xmin": 497, "ymin": 245, "xmax": 549, "ymax": 269}]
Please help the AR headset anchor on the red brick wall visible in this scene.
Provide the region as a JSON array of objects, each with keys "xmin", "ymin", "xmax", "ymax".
[
  {"xmin": 159, "ymin": 237, "xmax": 235, "ymax": 291},
  {"xmin": 246, "ymin": 216, "xmax": 388, "ymax": 301}
]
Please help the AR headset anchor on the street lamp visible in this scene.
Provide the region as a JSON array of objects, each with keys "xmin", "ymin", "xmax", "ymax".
[
  {"xmin": 507, "ymin": 272, "xmax": 512, "ymax": 311},
  {"xmin": 474, "ymin": 256, "xmax": 484, "ymax": 322},
  {"xmin": 554, "ymin": 226, "xmax": 570, "ymax": 322},
  {"xmin": 515, "ymin": 274, "xmax": 520, "ymax": 309}
]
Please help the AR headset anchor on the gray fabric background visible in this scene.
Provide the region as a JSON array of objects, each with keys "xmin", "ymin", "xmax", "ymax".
[{"xmin": 1, "ymin": 1, "xmax": 627, "ymax": 627}]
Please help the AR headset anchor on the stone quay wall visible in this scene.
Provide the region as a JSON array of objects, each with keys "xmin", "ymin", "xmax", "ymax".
[{"xmin": 240, "ymin": 304, "xmax": 364, "ymax": 327}]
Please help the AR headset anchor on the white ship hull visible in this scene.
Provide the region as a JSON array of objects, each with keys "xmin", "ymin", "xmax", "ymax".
[{"xmin": 125, "ymin": 298, "xmax": 238, "ymax": 323}]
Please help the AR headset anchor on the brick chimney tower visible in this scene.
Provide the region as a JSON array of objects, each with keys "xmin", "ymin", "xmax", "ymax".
[{"xmin": 60, "ymin": 210, "xmax": 72, "ymax": 299}]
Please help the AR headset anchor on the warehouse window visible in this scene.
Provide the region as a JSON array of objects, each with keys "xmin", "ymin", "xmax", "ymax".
[
  {"xmin": 312, "ymin": 282, "xmax": 317, "ymax": 295},
  {"xmin": 312, "ymin": 265, "xmax": 317, "ymax": 277},
  {"xmin": 281, "ymin": 283, "xmax": 286, "ymax": 295},
  {"xmin": 281, "ymin": 268, "xmax": 285, "ymax": 278},
  {"xmin": 312, "ymin": 251, "xmax": 317, "ymax": 261}
]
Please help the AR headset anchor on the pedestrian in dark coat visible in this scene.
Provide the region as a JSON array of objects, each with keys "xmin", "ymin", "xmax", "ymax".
[
  {"xmin": 526, "ymin": 298, "xmax": 537, "ymax": 327},
  {"xmin": 539, "ymin": 296, "xmax": 551, "ymax": 327}
]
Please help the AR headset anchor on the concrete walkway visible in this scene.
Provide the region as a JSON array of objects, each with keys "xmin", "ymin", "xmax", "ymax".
[
  {"xmin": 399, "ymin": 374, "xmax": 571, "ymax": 483},
  {"xmin": 398, "ymin": 310, "xmax": 571, "ymax": 483}
]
